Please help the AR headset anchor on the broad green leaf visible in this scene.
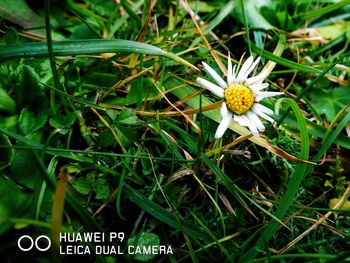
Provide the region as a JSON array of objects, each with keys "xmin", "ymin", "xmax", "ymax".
[
  {"xmin": 19, "ymin": 108, "xmax": 48, "ymax": 135},
  {"xmin": 93, "ymin": 178, "xmax": 110, "ymax": 199},
  {"xmin": 87, "ymin": 0, "xmax": 117, "ymax": 17},
  {"xmin": 9, "ymin": 144, "xmax": 39, "ymax": 189},
  {"xmin": 127, "ymin": 232, "xmax": 160, "ymax": 262},
  {"xmin": 18, "ymin": 65, "xmax": 48, "ymax": 111},
  {"xmin": 310, "ymin": 88, "xmax": 350, "ymax": 122},
  {"xmin": 0, "ymin": 134, "xmax": 13, "ymax": 171},
  {"xmin": 71, "ymin": 177, "xmax": 91, "ymax": 195},
  {"xmin": 114, "ymin": 126, "xmax": 137, "ymax": 147},
  {"xmin": 97, "ymin": 129, "xmax": 117, "ymax": 148},
  {"xmin": 72, "ymin": 174, "xmax": 110, "ymax": 199},
  {"xmin": 234, "ymin": 0, "xmax": 275, "ymax": 30},
  {"xmin": 116, "ymin": 109, "xmax": 138, "ymax": 125},
  {"xmin": 69, "ymin": 24, "xmax": 101, "ymax": 40},
  {"xmin": 0, "ymin": 175, "xmax": 32, "ymax": 234},
  {"xmin": 316, "ymin": 21, "xmax": 350, "ymax": 40},
  {"xmin": 49, "ymin": 112, "xmax": 76, "ymax": 135},
  {"xmin": 85, "ymin": 73, "xmax": 119, "ymax": 87},
  {"xmin": 0, "ymin": 115, "xmax": 18, "ymax": 131},
  {"xmin": 0, "ymin": 87, "xmax": 16, "ymax": 114},
  {"xmin": 0, "ymin": 0, "xmax": 43, "ymax": 30},
  {"xmin": 189, "ymin": 1, "xmax": 225, "ymax": 12}
]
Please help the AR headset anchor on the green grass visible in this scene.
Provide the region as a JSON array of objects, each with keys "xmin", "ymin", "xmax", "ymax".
[{"xmin": 0, "ymin": 0, "xmax": 350, "ymax": 262}]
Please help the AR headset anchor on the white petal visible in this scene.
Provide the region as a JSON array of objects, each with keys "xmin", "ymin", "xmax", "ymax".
[
  {"xmin": 255, "ymin": 92, "xmax": 284, "ymax": 102},
  {"xmin": 202, "ymin": 62, "xmax": 227, "ymax": 89},
  {"xmin": 220, "ymin": 102, "xmax": 229, "ymax": 117},
  {"xmin": 236, "ymin": 56, "xmax": 254, "ymax": 82},
  {"xmin": 239, "ymin": 57, "xmax": 261, "ymax": 82},
  {"xmin": 241, "ymin": 114, "xmax": 259, "ymax": 136},
  {"xmin": 252, "ymin": 104, "xmax": 275, "ymax": 123},
  {"xmin": 253, "ymin": 103, "xmax": 274, "ymax": 115},
  {"xmin": 196, "ymin": 77, "xmax": 224, "ymax": 98},
  {"xmin": 215, "ymin": 112, "xmax": 232, "ymax": 138},
  {"xmin": 246, "ymin": 73, "xmax": 266, "ymax": 85},
  {"xmin": 234, "ymin": 114, "xmax": 249, "ymax": 126},
  {"xmin": 247, "ymin": 111, "xmax": 265, "ymax": 131},
  {"xmin": 250, "ymin": 83, "xmax": 269, "ymax": 92},
  {"xmin": 235, "ymin": 114, "xmax": 260, "ymax": 135},
  {"xmin": 227, "ymin": 54, "xmax": 233, "ymax": 85},
  {"xmin": 254, "ymin": 111, "xmax": 275, "ymax": 123}
]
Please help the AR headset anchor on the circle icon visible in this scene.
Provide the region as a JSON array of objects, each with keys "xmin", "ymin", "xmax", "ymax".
[
  {"xmin": 35, "ymin": 235, "xmax": 51, "ymax": 251},
  {"xmin": 17, "ymin": 235, "xmax": 51, "ymax": 252},
  {"xmin": 17, "ymin": 235, "xmax": 34, "ymax": 251}
]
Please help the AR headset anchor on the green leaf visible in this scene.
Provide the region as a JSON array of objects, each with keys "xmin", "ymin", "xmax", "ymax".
[
  {"xmin": 69, "ymin": 24, "xmax": 100, "ymax": 40},
  {"xmin": 127, "ymin": 232, "xmax": 160, "ymax": 262},
  {"xmin": 49, "ymin": 112, "xmax": 76, "ymax": 134},
  {"xmin": 0, "ymin": 0, "xmax": 43, "ymax": 30},
  {"xmin": 118, "ymin": 127, "xmax": 137, "ymax": 146},
  {"xmin": 116, "ymin": 109, "xmax": 138, "ymax": 125},
  {"xmin": 316, "ymin": 21, "xmax": 350, "ymax": 40},
  {"xmin": 0, "ymin": 175, "xmax": 32, "ymax": 234},
  {"xmin": 87, "ymin": 0, "xmax": 117, "ymax": 17},
  {"xmin": 0, "ymin": 134, "xmax": 13, "ymax": 171},
  {"xmin": 0, "ymin": 115, "xmax": 18, "ymax": 131},
  {"xmin": 85, "ymin": 73, "xmax": 119, "ymax": 87},
  {"xmin": 72, "ymin": 174, "xmax": 110, "ymax": 199},
  {"xmin": 0, "ymin": 87, "xmax": 16, "ymax": 114},
  {"xmin": 19, "ymin": 108, "xmax": 48, "ymax": 135},
  {"xmin": 71, "ymin": 177, "xmax": 91, "ymax": 195},
  {"xmin": 93, "ymin": 178, "xmax": 110, "ymax": 199},
  {"xmin": 9, "ymin": 144, "xmax": 39, "ymax": 189},
  {"xmin": 189, "ymin": 1, "xmax": 225, "ymax": 13},
  {"xmin": 96, "ymin": 129, "xmax": 117, "ymax": 148},
  {"xmin": 310, "ymin": 88, "xmax": 350, "ymax": 122},
  {"xmin": 234, "ymin": 0, "xmax": 275, "ymax": 30},
  {"xmin": 18, "ymin": 65, "xmax": 48, "ymax": 111}
]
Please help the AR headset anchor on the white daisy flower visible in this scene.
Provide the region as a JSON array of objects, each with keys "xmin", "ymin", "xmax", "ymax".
[{"xmin": 196, "ymin": 55, "xmax": 283, "ymax": 138}]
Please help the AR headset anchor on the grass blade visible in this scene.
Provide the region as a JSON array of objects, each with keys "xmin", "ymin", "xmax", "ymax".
[
  {"xmin": 250, "ymin": 39, "xmax": 321, "ymax": 73},
  {"xmin": 204, "ymin": 1, "xmax": 235, "ymax": 34},
  {"xmin": 301, "ymin": 0, "xmax": 350, "ymax": 19},
  {"xmin": 0, "ymin": 39, "xmax": 198, "ymax": 71}
]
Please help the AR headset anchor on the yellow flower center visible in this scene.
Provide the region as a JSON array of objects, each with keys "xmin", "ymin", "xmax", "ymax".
[{"xmin": 224, "ymin": 84, "xmax": 254, "ymax": 115}]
